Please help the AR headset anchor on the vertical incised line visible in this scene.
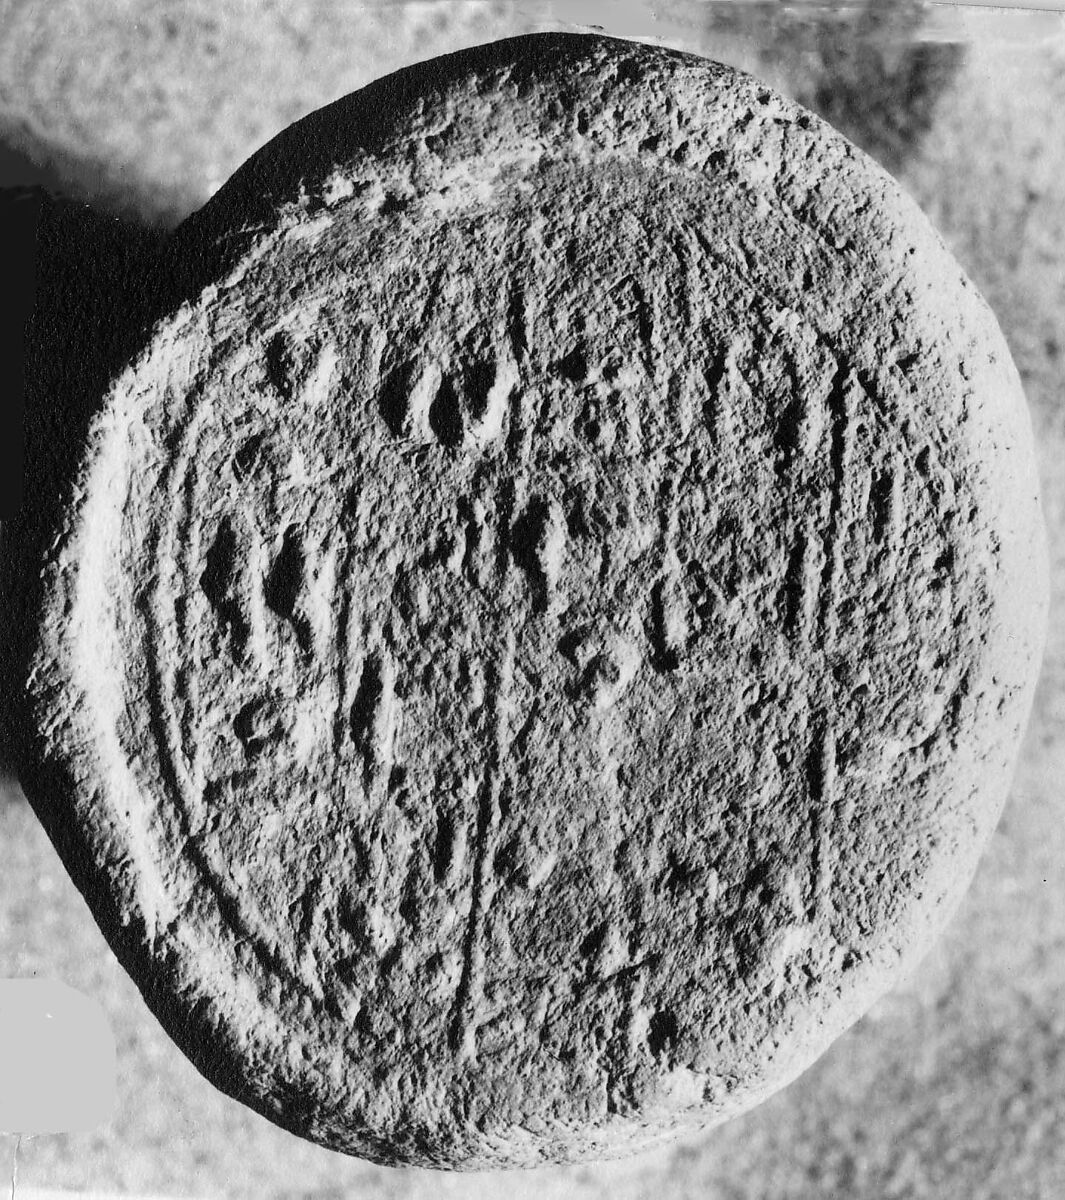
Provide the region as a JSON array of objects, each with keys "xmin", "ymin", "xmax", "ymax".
[
  {"xmin": 818, "ymin": 368, "xmax": 856, "ymax": 646},
  {"xmin": 806, "ymin": 722, "xmax": 837, "ymax": 924},
  {"xmin": 806, "ymin": 367, "xmax": 854, "ymax": 925},
  {"xmin": 449, "ymin": 288, "xmax": 531, "ymax": 1062}
]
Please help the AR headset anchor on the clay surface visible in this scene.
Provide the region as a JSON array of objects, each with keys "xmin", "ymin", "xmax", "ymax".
[{"xmin": 16, "ymin": 33, "xmax": 1047, "ymax": 1169}]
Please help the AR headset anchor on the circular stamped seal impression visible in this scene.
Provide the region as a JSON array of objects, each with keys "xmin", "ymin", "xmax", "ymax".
[{"xmin": 13, "ymin": 34, "xmax": 1048, "ymax": 1169}]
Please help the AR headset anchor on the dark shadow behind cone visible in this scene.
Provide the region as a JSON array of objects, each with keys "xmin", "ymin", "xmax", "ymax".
[{"xmin": 0, "ymin": 191, "xmax": 168, "ymax": 791}]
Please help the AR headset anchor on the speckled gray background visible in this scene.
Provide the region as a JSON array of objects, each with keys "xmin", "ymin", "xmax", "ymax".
[{"xmin": 2, "ymin": 2, "xmax": 1064, "ymax": 1197}]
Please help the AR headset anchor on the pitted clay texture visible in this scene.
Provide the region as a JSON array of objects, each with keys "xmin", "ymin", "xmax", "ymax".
[{"xmin": 20, "ymin": 34, "xmax": 1047, "ymax": 1169}]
